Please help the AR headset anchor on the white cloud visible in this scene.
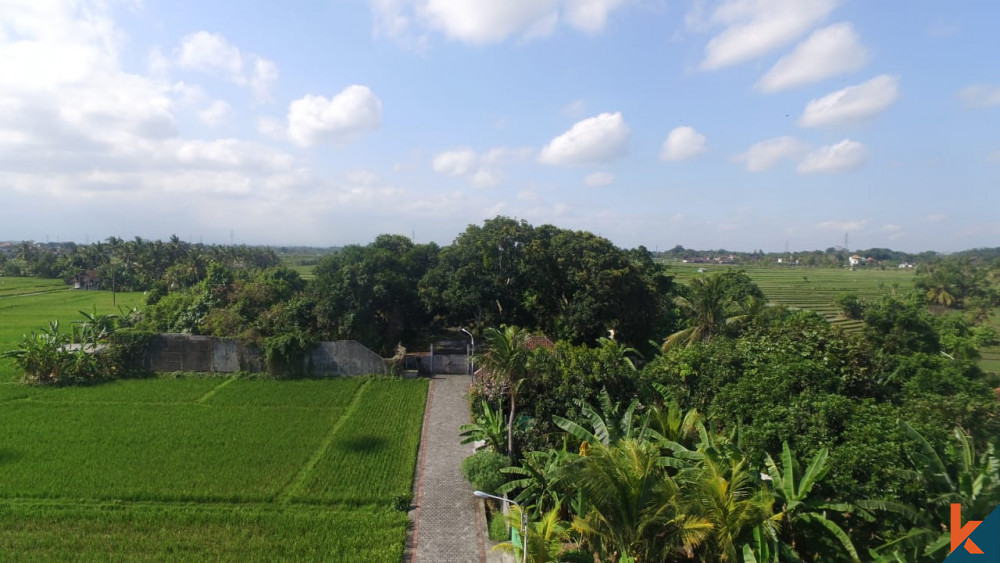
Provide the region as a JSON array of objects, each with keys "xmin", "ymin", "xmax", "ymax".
[
  {"xmin": 539, "ymin": 112, "xmax": 630, "ymax": 166},
  {"xmin": 422, "ymin": 0, "xmax": 561, "ymax": 43},
  {"xmin": 694, "ymin": 0, "xmax": 838, "ymax": 70},
  {"xmin": 369, "ymin": 0, "xmax": 626, "ymax": 45},
  {"xmin": 660, "ymin": 126, "xmax": 707, "ymax": 161},
  {"xmin": 286, "ymin": 85, "xmax": 382, "ymax": 148},
  {"xmin": 250, "ymin": 58, "xmax": 279, "ymax": 102},
  {"xmin": 798, "ymin": 74, "xmax": 899, "ymax": 127},
  {"xmin": 583, "ymin": 171, "xmax": 615, "ymax": 187},
  {"xmin": 957, "ymin": 85, "xmax": 1000, "ymax": 108},
  {"xmin": 756, "ymin": 22, "xmax": 867, "ymax": 92},
  {"xmin": 733, "ymin": 136, "xmax": 806, "ymax": 171},
  {"xmin": 431, "ymin": 147, "xmax": 527, "ymax": 188},
  {"xmin": 817, "ymin": 220, "xmax": 867, "ymax": 232},
  {"xmin": 345, "ymin": 169, "xmax": 380, "ymax": 185},
  {"xmin": 564, "ymin": 0, "xmax": 628, "ymax": 33},
  {"xmin": 432, "ymin": 148, "xmax": 478, "ymax": 176},
  {"xmin": 174, "ymin": 31, "xmax": 278, "ymax": 101},
  {"xmin": 176, "ymin": 31, "xmax": 244, "ymax": 80},
  {"xmin": 797, "ymin": 139, "xmax": 867, "ymax": 173},
  {"xmin": 199, "ymin": 100, "xmax": 231, "ymax": 127}
]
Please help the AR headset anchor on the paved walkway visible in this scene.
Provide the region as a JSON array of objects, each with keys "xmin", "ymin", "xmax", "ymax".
[{"xmin": 406, "ymin": 373, "xmax": 486, "ymax": 563}]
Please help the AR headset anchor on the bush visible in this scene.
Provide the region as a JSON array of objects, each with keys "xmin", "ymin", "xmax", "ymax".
[
  {"xmin": 460, "ymin": 450, "xmax": 509, "ymax": 495},
  {"xmin": 488, "ymin": 511, "xmax": 508, "ymax": 542}
]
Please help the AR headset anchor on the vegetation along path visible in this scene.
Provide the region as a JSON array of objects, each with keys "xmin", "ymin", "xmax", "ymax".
[{"xmin": 407, "ymin": 373, "xmax": 485, "ymax": 563}]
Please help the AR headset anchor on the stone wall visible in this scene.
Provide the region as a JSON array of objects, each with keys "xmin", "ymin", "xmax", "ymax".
[{"xmin": 144, "ymin": 334, "xmax": 384, "ymax": 376}]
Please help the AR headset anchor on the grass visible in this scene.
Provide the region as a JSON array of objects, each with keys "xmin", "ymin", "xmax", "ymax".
[
  {"xmin": 0, "ymin": 283, "xmax": 145, "ymax": 382},
  {"xmin": 0, "ymin": 375, "xmax": 428, "ymax": 560}
]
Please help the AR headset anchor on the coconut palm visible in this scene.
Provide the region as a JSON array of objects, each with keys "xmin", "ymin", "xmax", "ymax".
[
  {"xmin": 478, "ymin": 325, "xmax": 532, "ymax": 460},
  {"xmin": 663, "ymin": 273, "xmax": 750, "ymax": 351},
  {"xmin": 492, "ymin": 503, "xmax": 574, "ymax": 563},
  {"xmin": 570, "ymin": 439, "xmax": 713, "ymax": 561}
]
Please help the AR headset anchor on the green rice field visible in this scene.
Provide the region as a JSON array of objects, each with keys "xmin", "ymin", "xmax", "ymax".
[
  {"xmin": 0, "ymin": 281, "xmax": 145, "ymax": 381},
  {"xmin": 0, "ymin": 376, "xmax": 428, "ymax": 561},
  {"xmin": 666, "ymin": 263, "xmax": 917, "ymax": 332}
]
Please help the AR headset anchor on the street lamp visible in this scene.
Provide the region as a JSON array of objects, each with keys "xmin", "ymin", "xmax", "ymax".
[
  {"xmin": 473, "ymin": 490, "xmax": 527, "ymax": 563},
  {"xmin": 461, "ymin": 328, "xmax": 475, "ymax": 376}
]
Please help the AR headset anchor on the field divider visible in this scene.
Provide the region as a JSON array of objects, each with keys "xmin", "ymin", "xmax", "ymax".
[
  {"xmin": 275, "ymin": 378, "xmax": 371, "ymax": 504},
  {"xmin": 193, "ymin": 377, "xmax": 238, "ymax": 404}
]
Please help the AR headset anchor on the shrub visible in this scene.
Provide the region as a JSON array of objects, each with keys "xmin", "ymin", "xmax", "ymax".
[
  {"xmin": 460, "ymin": 450, "xmax": 509, "ymax": 495},
  {"xmin": 488, "ymin": 511, "xmax": 508, "ymax": 542}
]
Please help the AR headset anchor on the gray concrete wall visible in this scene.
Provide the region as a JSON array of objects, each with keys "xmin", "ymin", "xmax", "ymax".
[
  {"xmin": 144, "ymin": 334, "xmax": 384, "ymax": 376},
  {"xmin": 308, "ymin": 340, "xmax": 386, "ymax": 376}
]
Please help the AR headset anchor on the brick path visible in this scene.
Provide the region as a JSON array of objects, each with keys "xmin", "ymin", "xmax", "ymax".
[{"xmin": 405, "ymin": 373, "xmax": 485, "ymax": 563}]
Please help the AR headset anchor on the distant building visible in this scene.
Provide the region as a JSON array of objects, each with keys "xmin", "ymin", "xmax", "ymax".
[
  {"xmin": 899, "ymin": 262, "xmax": 914, "ymax": 269},
  {"xmin": 849, "ymin": 254, "xmax": 862, "ymax": 266}
]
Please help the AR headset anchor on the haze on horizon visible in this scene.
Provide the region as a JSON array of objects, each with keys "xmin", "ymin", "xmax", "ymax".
[{"xmin": 0, "ymin": 0, "xmax": 997, "ymax": 254}]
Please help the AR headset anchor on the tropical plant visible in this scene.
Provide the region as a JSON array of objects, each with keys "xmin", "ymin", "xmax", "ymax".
[
  {"xmin": 569, "ymin": 439, "xmax": 713, "ymax": 561},
  {"xmin": 663, "ymin": 272, "xmax": 757, "ymax": 351},
  {"xmin": 478, "ymin": 325, "xmax": 533, "ymax": 459},
  {"xmin": 492, "ymin": 503, "xmax": 574, "ymax": 563},
  {"xmin": 764, "ymin": 442, "xmax": 860, "ymax": 561},
  {"xmin": 460, "ymin": 401, "xmax": 509, "ymax": 454}
]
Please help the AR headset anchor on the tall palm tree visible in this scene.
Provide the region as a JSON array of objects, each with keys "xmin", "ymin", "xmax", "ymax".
[
  {"xmin": 570, "ymin": 439, "xmax": 713, "ymax": 561},
  {"xmin": 479, "ymin": 325, "xmax": 532, "ymax": 460},
  {"xmin": 663, "ymin": 273, "xmax": 749, "ymax": 351}
]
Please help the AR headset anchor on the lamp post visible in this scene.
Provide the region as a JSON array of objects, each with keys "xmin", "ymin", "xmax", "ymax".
[
  {"xmin": 473, "ymin": 490, "xmax": 527, "ymax": 563},
  {"xmin": 461, "ymin": 328, "xmax": 475, "ymax": 377}
]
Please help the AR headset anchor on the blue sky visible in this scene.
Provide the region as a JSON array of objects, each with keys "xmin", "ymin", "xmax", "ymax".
[{"xmin": 0, "ymin": 0, "xmax": 997, "ymax": 252}]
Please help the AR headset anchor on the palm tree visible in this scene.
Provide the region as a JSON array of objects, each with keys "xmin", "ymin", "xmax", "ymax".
[
  {"xmin": 478, "ymin": 325, "xmax": 532, "ymax": 460},
  {"xmin": 663, "ymin": 273, "xmax": 749, "ymax": 351},
  {"xmin": 570, "ymin": 439, "xmax": 713, "ymax": 561},
  {"xmin": 684, "ymin": 455, "xmax": 778, "ymax": 561},
  {"xmin": 919, "ymin": 269, "xmax": 957, "ymax": 309},
  {"xmin": 492, "ymin": 503, "xmax": 574, "ymax": 563}
]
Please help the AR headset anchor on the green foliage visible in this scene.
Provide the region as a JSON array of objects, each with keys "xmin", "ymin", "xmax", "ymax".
[
  {"xmin": 489, "ymin": 511, "xmax": 509, "ymax": 542},
  {"xmin": 460, "ymin": 401, "xmax": 509, "ymax": 454},
  {"xmin": 836, "ymin": 292, "xmax": 865, "ymax": 320},
  {"xmin": 311, "ymin": 234, "xmax": 438, "ymax": 355},
  {"xmin": 461, "ymin": 450, "xmax": 510, "ymax": 495},
  {"xmin": 105, "ymin": 328, "xmax": 156, "ymax": 378},
  {"xmin": 421, "ymin": 217, "xmax": 678, "ymax": 351}
]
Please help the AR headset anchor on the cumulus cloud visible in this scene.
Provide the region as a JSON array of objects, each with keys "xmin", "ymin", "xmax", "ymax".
[
  {"xmin": 733, "ymin": 136, "xmax": 806, "ymax": 172},
  {"xmin": 583, "ymin": 171, "xmax": 615, "ymax": 187},
  {"xmin": 286, "ymin": 85, "xmax": 382, "ymax": 148},
  {"xmin": 370, "ymin": 0, "xmax": 626, "ymax": 45},
  {"xmin": 199, "ymin": 100, "xmax": 231, "ymax": 127},
  {"xmin": 817, "ymin": 220, "xmax": 867, "ymax": 232},
  {"xmin": 660, "ymin": 126, "xmax": 707, "ymax": 161},
  {"xmin": 431, "ymin": 147, "xmax": 528, "ymax": 188},
  {"xmin": 693, "ymin": 0, "xmax": 838, "ymax": 70},
  {"xmin": 538, "ymin": 112, "xmax": 630, "ymax": 166},
  {"xmin": 798, "ymin": 74, "xmax": 899, "ymax": 127},
  {"xmin": 958, "ymin": 85, "xmax": 1000, "ymax": 108},
  {"xmin": 175, "ymin": 31, "xmax": 278, "ymax": 101},
  {"xmin": 756, "ymin": 22, "xmax": 867, "ymax": 92},
  {"xmin": 797, "ymin": 139, "xmax": 867, "ymax": 173}
]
